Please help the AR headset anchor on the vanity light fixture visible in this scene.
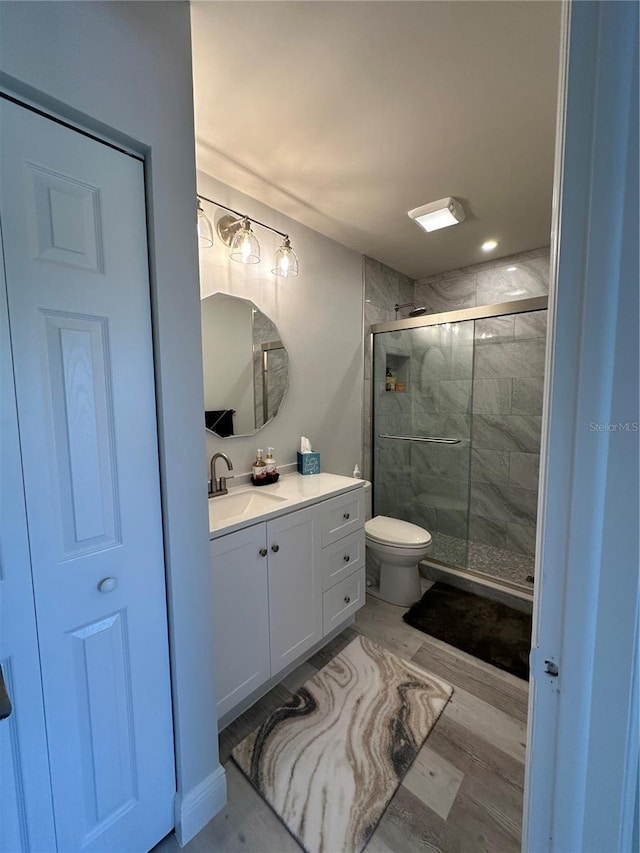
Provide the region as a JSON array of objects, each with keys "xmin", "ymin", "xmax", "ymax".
[
  {"xmin": 407, "ymin": 197, "xmax": 465, "ymax": 233},
  {"xmin": 196, "ymin": 198, "xmax": 214, "ymax": 248},
  {"xmin": 197, "ymin": 194, "xmax": 299, "ymax": 277}
]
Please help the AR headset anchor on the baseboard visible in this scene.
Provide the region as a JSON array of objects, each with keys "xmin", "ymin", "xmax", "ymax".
[{"xmin": 174, "ymin": 764, "xmax": 227, "ymax": 847}]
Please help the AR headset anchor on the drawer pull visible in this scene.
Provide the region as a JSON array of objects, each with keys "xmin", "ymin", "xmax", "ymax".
[
  {"xmin": 344, "ymin": 595, "xmax": 351, "ymax": 604},
  {"xmin": 343, "ymin": 554, "xmax": 350, "ymax": 562},
  {"xmin": 259, "ymin": 548, "xmax": 267, "ymax": 557},
  {"xmin": 343, "ymin": 512, "xmax": 350, "ymax": 520},
  {"xmin": 271, "ymin": 544, "xmax": 280, "ymax": 553}
]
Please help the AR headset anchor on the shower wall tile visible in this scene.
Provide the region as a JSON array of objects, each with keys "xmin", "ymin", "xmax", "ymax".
[
  {"xmin": 511, "ymin": 376, "xmax": 544, "ymax": 415},
  {"xmin": 474, "ymin": 316, "xmax": 515, "ymax": 341},
  {"xmin": 436, "ymin": 508, "xmax": 468, "ymax": 538},
  {"xmin": 475, "ymin": 255, "xmax": 550, "ymax": 304},
  {"xmin": 472, "ymin": 414, "xmax": 542, "ymax": 453},
  {"xmin": 471, "ymin": 448, "xmax": 510, "ymax": 485},
  {"xmin": 410, "ymin": 443, "xmax": 440, "ymax": 480},
  {"xmin": 469, "ymin": 515, "xmax": 508, "ymax": 549},
  {"xmin": 470, "ymin": 482, "xmax": 538, "ymax": 526},
  {"xmin": 413, "ymin": 273, "xmax": 476, "ymax": 314},
  {"xmin": 406, "ymin": 499, "xmax": 437, "ymax": 531},
  {"xmin": 439, "ymin": 380, "xmax": 472, "ymax": 413},
  {"xmin": 472, "ymin": 378, "xmax": 512, "ymax": 414},
  {"xmin": 411, "ymin": 380, "xmax": 440, "ymax": 413},
  {"xmin": 438, "ymin": 445, "xmax": 471, "ymax": 480},
  {"xmin": 506, "ymin": 522, "xmax": 537, "ymax": 556},
  {"xmin": 474, "ymin": 339, "xmax": 546, "ymax": 379},
  {"xmin": 514, "ymin": 311, "xmax": 547, "ymax": 340},
  {"xmin": 364, "ymin": 256, "xmax": 414, "ymax": 316},
  {"xmin": 509, "ymin": 452, "xmax": 540, "ymax": 492}
]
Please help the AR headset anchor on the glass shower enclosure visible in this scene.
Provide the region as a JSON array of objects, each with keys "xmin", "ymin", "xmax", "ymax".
[{"xmin": 370, "ymin": 297, "xmax": 548, "ymax": 590}]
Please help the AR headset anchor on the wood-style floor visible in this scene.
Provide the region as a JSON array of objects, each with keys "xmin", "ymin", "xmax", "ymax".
[{"xmin": 156, "ymin": 589, "xmax": 529, "ymax": 853}]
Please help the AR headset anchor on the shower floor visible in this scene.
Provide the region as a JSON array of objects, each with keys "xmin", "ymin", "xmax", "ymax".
[{"xmin": 430, "ymin": 532, "xmax": 535, "ymax": 588}]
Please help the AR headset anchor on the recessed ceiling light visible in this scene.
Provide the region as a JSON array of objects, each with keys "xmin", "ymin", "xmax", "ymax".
[
  {"xmin": 507, "ymin": 265, "xmax": 517, "ymax": 272},
  {"xmin": 408, "ymin": 197, "xmax": 465, "ymax": 233},
  {"xmin": 481, "ymin": 240, "xmax": 499, "ymax": 252}
]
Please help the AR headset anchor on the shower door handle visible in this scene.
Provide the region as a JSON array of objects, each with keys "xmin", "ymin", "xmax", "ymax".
[{"xmin": 378, "ymin": 434, "xmax": 461, "ymax": 445}]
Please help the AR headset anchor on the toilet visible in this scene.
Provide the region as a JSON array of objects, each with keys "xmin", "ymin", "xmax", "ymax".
[{"xmin": 362, "ymin": 482, "xmax": 432, "ymax": 606}]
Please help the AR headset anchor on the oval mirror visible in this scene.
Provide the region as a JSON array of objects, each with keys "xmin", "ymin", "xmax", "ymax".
[{"xmin": 201, "ymin": 292, "xmax": 289, "ymax": 437}]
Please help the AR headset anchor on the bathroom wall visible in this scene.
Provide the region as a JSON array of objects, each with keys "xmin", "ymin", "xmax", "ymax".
[
  {"xmin": 362, "ymin": 256, "xmax": 414, "ymax": 480},
  {"xmin": 198, "ymin": 171, "xmax": 364, "ymax": 480}
]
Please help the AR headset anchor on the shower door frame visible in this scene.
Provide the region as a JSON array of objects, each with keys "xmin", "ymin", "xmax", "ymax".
[{"xmin": 369, "ymin": 294, "xmax": 548, "ymax": 593}]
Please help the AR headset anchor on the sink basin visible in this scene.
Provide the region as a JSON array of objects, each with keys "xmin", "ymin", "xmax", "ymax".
[{"xmin": 209, "ymin": 488, "xmax": 287, "ymax": 530}]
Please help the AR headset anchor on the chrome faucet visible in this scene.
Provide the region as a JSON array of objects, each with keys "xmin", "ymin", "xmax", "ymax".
[{"xmin": 209, "ymin": 452, "xmax": 234, "ymax": 497}]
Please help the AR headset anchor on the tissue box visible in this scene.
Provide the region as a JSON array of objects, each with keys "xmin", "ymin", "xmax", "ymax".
[{"xmin": 297, "ymin": 451, "xmax": 321, "ymax": 475}]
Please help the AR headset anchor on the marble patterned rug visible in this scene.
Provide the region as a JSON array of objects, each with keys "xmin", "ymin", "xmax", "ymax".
[{"xmin": 232, "ymin": 635, "xmax": 453, "ymax": 853}]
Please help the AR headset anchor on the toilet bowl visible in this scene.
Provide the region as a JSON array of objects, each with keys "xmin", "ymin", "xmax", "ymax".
[{"xmin": 361, "ymin": 483, "xmax": 432, "ymax": 607}]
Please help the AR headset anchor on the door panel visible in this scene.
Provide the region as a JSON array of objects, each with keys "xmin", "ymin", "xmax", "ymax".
[
  {"xmin": 0, "ymin": 220, "xmax": 57, "ymax": 851},
  {"xmin": 0, "ymin": 99, "xmax": 175, "ymax": 852}
]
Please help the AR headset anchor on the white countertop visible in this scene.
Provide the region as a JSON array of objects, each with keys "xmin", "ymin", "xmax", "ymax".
[{"xmin": 208, "ymin": 472, "xmax": 365, "ymax": 539}]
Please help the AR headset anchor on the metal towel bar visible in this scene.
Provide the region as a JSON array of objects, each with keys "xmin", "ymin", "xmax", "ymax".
[{"xmin": 378, "ymin": 434, "xmax": 461, "ymax": 445}]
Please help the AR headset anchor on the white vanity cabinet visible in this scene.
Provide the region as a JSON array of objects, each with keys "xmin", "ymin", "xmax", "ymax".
[{"xmin": 210, "ymin": 477, "xmax": 366, "ymax": 723}]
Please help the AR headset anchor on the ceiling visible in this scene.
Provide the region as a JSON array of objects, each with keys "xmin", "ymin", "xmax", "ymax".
[{"xmin": 190, "ymin": 1, "xmax": 562, "ymax": 280}]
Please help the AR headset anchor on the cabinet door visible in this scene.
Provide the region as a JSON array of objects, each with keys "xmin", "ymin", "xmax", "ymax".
[
  {"xmin": 268, "ymin": 506, "xmax": 322, "ymax": 676},
  {"xmin": 211, "ymin": 525, "xmax": 271, "ymax": 718}
]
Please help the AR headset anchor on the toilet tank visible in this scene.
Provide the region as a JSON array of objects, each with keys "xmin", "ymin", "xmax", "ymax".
[{"xmin": 362, "ymin": 480, "xmax": 372, "ymax": 521}]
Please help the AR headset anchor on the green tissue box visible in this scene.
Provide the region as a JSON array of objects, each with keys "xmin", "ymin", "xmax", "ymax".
[{"xmin": 297, "ymin": 451, "xmax": 320, "ymax": 475}]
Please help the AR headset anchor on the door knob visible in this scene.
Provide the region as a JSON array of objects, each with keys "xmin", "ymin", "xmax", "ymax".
[
  {"xmin": 259, "ymin": 548, "xmax": 268, "ymax": 557},
  {"xmin": 343, "ymin": 512, "xmax": 350, "ymax": 520},
  {"xmin": 97, "ymin": 577, "xmax": 117, "ymax": 593},
  {"xmin": 271, "ymin": 544, "xmax": 280, "ymax": 553},
  {"xmin": 343, "ymin": 555, "xmax": 350, "ymax": 562}
]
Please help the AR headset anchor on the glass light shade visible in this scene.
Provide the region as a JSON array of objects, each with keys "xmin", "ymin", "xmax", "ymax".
[
  {"xmin": 230, "ymin": 219, "xmax": 260, "ymax": 264},
  {"xmin": 272, "ymin": 237, "xmax": 299, "ymax": 277},
  {"xmin": 197, "ymin": 200, "xmax": 213, "ymax": 248}
]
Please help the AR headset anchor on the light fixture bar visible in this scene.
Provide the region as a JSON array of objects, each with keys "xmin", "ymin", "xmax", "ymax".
[{"xmin": 197, "ymin": 194, "xmax": 288, "ymax": 240}]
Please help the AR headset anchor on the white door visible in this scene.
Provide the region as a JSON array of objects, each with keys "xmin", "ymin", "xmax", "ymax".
[
  {"xmin": 0, "ymin": 223, "xmax": 57, "ymax": 852},
  {"xmin": 211, "ymin": 524, "xmax": 271, "ymax": 719},
  {"xmin": 0, "ymin": 99, "xmax": 175, "ymax": 851},
  {"xmin": 268, "ymin": 505, "xmax": 322, "ymax": 675}
]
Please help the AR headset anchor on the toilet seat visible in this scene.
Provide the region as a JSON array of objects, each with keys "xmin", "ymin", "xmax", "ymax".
[{"xmin": 365, "ymin": 515, "xmax": 432, "ymax": 549}]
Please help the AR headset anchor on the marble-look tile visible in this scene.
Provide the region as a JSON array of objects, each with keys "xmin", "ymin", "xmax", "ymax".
[
  {"xmin": 474, "ymin": 339, "xmax": 546, "ymax": 379},
  {"xmin": 472, "ymin": 414, "xmax": 542, "ymax": 453},
  {"xmin": 476, "ymin": 256, "xmax": 550, "ymax": 304},
  {"xmin": 514, "ymin": 311, "xmax": 547, "ymax": 340},
  {"xmin": 474, "ymin": 316, "xmax": 515, "ymax": 342},
  {"xmin": 438, "ymin": 445, "xmax": 471, "ymax": 480},
  {"xmin": 509, "ymin": 452, "xmax": 540, "ymax": 492},
  {"xmin": 413, "ymin": 413, "xmax": 471, "ymax": 442},
  {"xmin": 506, "ymin": 523, "xmax": 537, "ymax": 556},
  {"xmin": 450, "ymin": 343, "xmax": 475, "ymax": 380},
  {"xmin": 418, "ymin": 345, "xmax": 452, "ymax": 382},
  {"xmin": 436, "ymin": 508, "xmax": 468, "ymax": 538},
  {"xmin": 471, "ymin": 448, "xmax": 510, "ymax": 484},
  {"xmin": 470, "ymin": 482, "xmax": 538, "ymax": 526},
  {"xmin": 469, "ymin": 514, "xmax": 508, "ymax": 549},
  {"xmin": 402, "ymin": 744, "xmax": 464, "ymax": 821},
  {"xmin": 365, "ymin": 255, "xmax": 415, "ymax": 315},
  {"xmin": 412, "ymin": 380, "xmax": 440, "ymax": 413},
  {"xmin": 414, "ymin": 273, "xmax": 477, "ymax": 314},
  {"xmin": 406, "ymin": 499, "xmax": 438, "ymax": 531},
  {"xmin": 472, "ymin": 378, "xmax": 512, "ymax": 414},
  {"xmin": 439, "ymin": 380, "xmax": 472, "ymax": 413},
  {"xmin": 420, "ymin": 475, "xmax": 470, "ymax": 510},
  {"xmin": 511, "ymin": 376, "xmax": 544, "ymax": 415}
]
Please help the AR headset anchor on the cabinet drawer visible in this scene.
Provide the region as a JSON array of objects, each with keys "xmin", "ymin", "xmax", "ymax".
[
  {"xmin": 320, "ymin": 489, "xmax": 365, "ymax": 547},
  {"xmin": 320, "ymin": 529, "xmax": 365, "ymax": 592},
  {"xmin": 322, "ymin": 568, "xmax": 365, "ymax": 635}
]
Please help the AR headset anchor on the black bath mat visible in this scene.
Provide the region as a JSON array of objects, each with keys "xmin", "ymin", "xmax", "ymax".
[{"xmin": 403, "ymin": 582, "xmax": 532, "ymax": 680}]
